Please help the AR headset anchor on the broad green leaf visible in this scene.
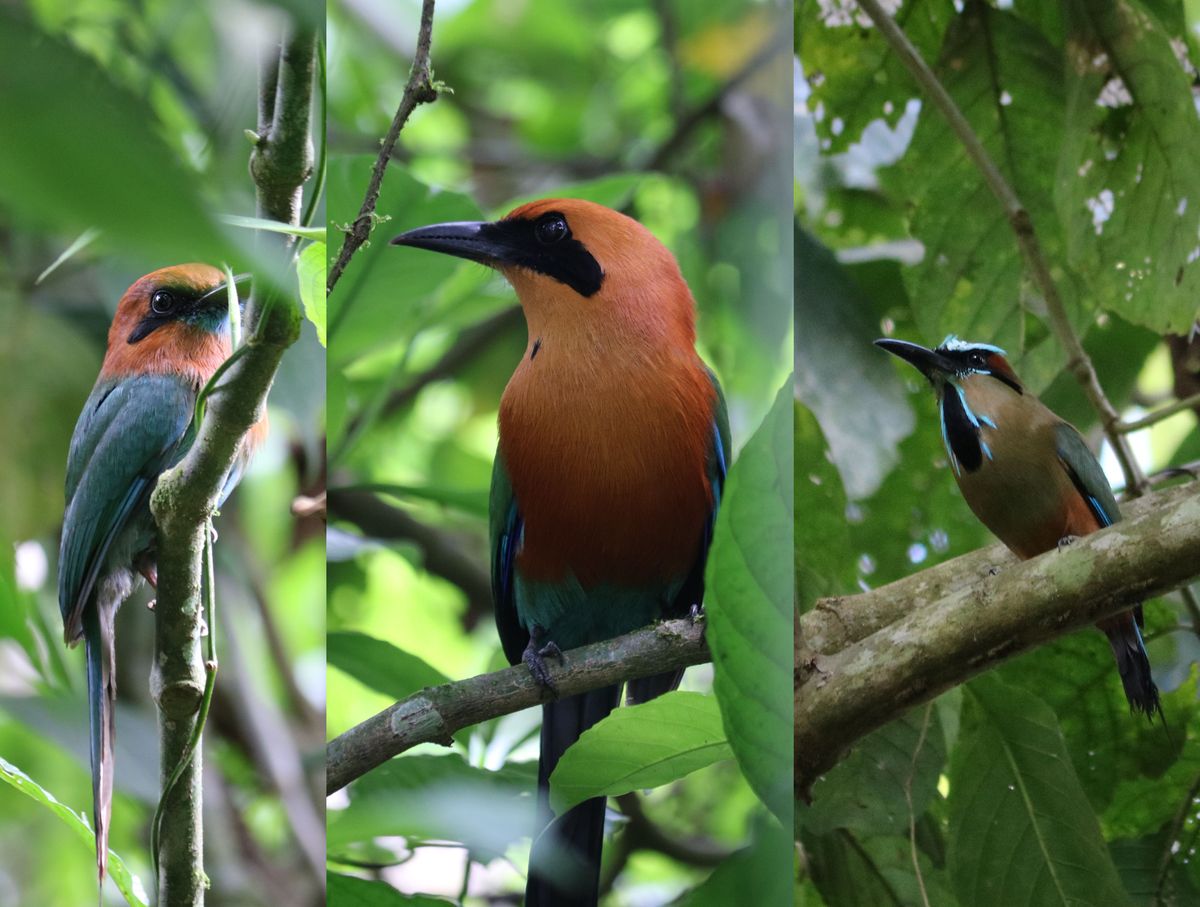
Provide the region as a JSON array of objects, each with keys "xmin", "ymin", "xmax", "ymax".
[
  {"xmin": 327, "ymin": 873, "xmax": 453, "ymax": 906},
  {"xmin": 0, "ymin": 12, "xmax": 229, "ymax": 265},
  {"xmin": 0, "ymin": 756, "xmax": 148, "ymax": 907},
  {"xmin": 675, "ymin": 820, "xmax": 792, "ymax": 907},
  {"xmin": 549, "ymin": 691, "xmax": 731, "ymax": 813},
  {"xmin": 329, "ymin": 755, "xmax": 533, "ymax": 857},
  {"xmin": 298, "ymin": 240, "xmax": 327, "ymax": 346},
  {"xmin": 801, "ymin": 704, "xmax": 946, "ymax": 838},
  {"xmin": 795, "ymin": 401, "xmax": 854, "ymax": 608},
  {"xmin": 327, "ymin": 632, "xmax": 451, "ymax": 702},
  {"xmin": 801, "ymin": 829, "xmax": 906, "ymax": 907},
  {"xmin": 1057, "ymin": 0, "xmax": 1200, "ymax": 335},
  {"xmin": 1109, "ymin": 831, "xmax": 1200, "ymax": 907},
  {"xmin": 706, "ymin": 381, "xmax": 792, "ymax": 822},
  {"xmin": 996, "ymin": 614, "xmax": 1190, "ymax": 818},
  {"xmin": 795, "ymin": 227, "xmax": 915, "ymax": 500},
  {"xmin": 947, "ymin": 675, "xmax": 1132, "ymax": 907},
  {"xmin": 887, "ymin": 4, "xmax": 1086, "ymax": 392},
  {"xmin": 797, "ymin": 0, "xmax": 956, "ymax": 153}
]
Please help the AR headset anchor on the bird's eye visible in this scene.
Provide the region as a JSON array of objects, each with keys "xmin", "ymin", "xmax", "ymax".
[
  {"xmin": 150, "ymin": 290, "xmax": 176, "ymax": 315},
  {"xmin": 534, "ymin": 214, "xmax": 568, "ymax": 245},
  {"xmin": 969, "ymin": 351, "xmax": 988, "ymax": 369}
]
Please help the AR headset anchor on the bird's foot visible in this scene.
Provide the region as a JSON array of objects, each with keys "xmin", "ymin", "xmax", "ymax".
[
  {"xmin": 523, "ymin": 625, "xmax": 563, "ymax": 695},
  {"xmin": 136, "ymin": 558, "xmax": 158, "ymax": 589},
  {"xmin": 688, "ymin": 602, "xmax": 706, "ymax": 624},
  {"xmin": 1057, "ymin": 534, "xmax": 1080, "ymax": 551},
  {"xmin": 987, "ymin": 566, "xmax": 1001, "ymax": 577}
]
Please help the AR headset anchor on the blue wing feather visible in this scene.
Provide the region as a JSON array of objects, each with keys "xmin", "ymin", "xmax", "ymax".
[{"xmin": 59, "ymin": 374, "xmax": 196, "ymax": 642}]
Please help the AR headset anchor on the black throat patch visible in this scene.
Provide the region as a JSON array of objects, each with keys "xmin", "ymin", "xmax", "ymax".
[{"xmin": 941, "ymin": 389, "xmax": 984, "ymax": 473}]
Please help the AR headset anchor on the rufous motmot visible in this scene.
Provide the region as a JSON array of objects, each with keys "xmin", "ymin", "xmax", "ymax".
[
  {"xmin": 875, "ymin": 335, "xmax": 1159, "ymax": 718},
  {"xmin": 59, "ymin": 264, "xmax": 266, "ymax": 882},
  {"xmin": 392, "ymin": 199, "xmax": 729, "ymax": 906}
]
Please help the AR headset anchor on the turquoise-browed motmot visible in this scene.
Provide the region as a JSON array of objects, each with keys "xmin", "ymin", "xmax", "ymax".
[
  {"xmin": 59, "ymin": 264, "xmax": 266, "ymax": 881},
  {"xmin": 876, "ymin": 335, "xmax": 1159, "ymax": 717},
  {"xmin": 393, "ymin": 199, "xmax": 729, "ymax": 906}
]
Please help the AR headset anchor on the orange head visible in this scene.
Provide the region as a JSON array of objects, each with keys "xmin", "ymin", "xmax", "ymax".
[
  {"xmin": 99, "ymin": 264, "xmax": 249, "ymax": 389},
  {"xmin": 391, "ymin": 198, "xmax": 697, "ymax": 350}
]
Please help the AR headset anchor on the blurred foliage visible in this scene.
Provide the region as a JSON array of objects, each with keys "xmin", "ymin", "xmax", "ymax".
[
  {"xmin": 797, "ymin": 1, "xmax": 1200, "ymax": 905},
  {"xmin": 0, "ymin": 2, "xmax": 325, "ymax": 905},
  {"xmin": 326, "ymin": 0, "xmax": 791, "ymax": 903}
]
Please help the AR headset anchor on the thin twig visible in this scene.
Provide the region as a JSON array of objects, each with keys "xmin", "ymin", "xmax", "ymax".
[
  {"xmin": 325, "ymin": 617, "xmax": 709, "ymax": 793},
  {"xmin": 856, "ymin": 0, "xmax": 1146, "ymax": 495},
  {"xmin": 326, "ymin": 0, "xmax": 438, "ymax": 295},
  {"xmin": 1117, "ymin": 391, "xmax": 1200, "ymax": 433}
]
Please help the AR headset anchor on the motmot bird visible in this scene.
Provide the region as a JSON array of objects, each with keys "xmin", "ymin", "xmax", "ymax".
[
  {"xmin": 875, "ymin": 335, "xmax": 1160, "ymax": 717},
  {"xmin": 392, "ymin": 199, "xmax": 729, "ymax": 906},
  {"xmin": 59, "ymin": 264, "xmax": 266, "ymax": 881}
]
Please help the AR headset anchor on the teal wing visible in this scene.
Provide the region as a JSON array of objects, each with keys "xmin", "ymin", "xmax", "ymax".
[
  {"xmin": 59, "ymin": 374, "xmax": 195, "ymax": 642},
  {"xmin": 489, "ymin": 449, "xmax": 528, "ymax": 665},
  {"xmin": 1054, "ymin": 422, "xmax": 1121, "ymax": 528}
]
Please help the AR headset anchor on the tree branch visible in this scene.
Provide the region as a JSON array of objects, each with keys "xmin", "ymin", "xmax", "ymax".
[
  {"xmin": 796, "ymin": 483, "xmax": 1200, "ymax": 800},
  {"xmin": 326, "ymin": 617, "xmax": 709, "ymax": 794},
  {"xmin": 148, "ymin": 26, "xmax": 312, "ymax": 905},
  {"xmin": 326, "ymin": 0, "xmax": 437, "ymax": 295},
  {"xmin": 856, "ymin": 0, "xmax": 1146, "ymax": 495}
]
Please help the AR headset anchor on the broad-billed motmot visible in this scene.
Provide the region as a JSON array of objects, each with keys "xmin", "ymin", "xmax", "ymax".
[
  {"xmin": 876, "ymin": 336, "xmax": 1160, "ymax": 719},
  {"xmin": 393, "ymin": 200, "xmax": 729, "ymax": 906},
  {"xmin": 59, "ymin": 265, "xmax": 266, "ymax": 881}
]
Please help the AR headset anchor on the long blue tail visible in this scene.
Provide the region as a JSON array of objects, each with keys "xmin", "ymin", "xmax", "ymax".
[{"xmin": 84, "ymin": 605, "xmax": 115, "ymax": 882}]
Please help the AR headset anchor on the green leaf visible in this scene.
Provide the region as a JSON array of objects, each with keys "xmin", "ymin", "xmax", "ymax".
[
  {"xmin": 549, "ymin": 691, "xmax": 731, "ymax": 813},
  {"xmin": 674, "ymin": 820, "xmax": 792, "ymax": 907},
  {"xmin": 794, "ymin": 401, "xmax": 854, "ymax": 608},
  {"xmin": 327, "ymin": 632, "xmax": 451, "ymax": 702},
  {"xmin": 327, "ymin": 872, "xmax": 453, "ymax": 906},
  {"xmin": 0, "ymin": 756, "xmax": 148, "ymax": 907},
  {"xmin": 1057, "ymin": 0, "xmax": 1200, "ymax": 335},
  {"xmin": 329, "ymin": 755, "xmax": 533, "ymax": 857},
  {"xmin": 798, "ymin": 0, "xmax": 956, "ymax": 153},
  {"xmin": 801, "ymin": 704, "xmax": 946, "ymax": 838},
  {"xmin": 706, "ymin": 381, "xmax": 793, "ymax": 823},
  {"xmin": 947, "ymin": 675, "xmax": 1132, "ymax": 907},
  {"xmin": 886, "ymin": 4, "xmax": 1085, "ymax": 391},
  {"xmin": 794, "ymin": 227, "xmax": 915, "ymax": 500},
  {"xmin": 298, "ymin": 240, "xmax": 327, "ymax": 346},
  {"xmin": 221, "ymin": 214, "xmax": 326, "ymax": 242},
  {"xmin": 0, "ymin": 12, "xmax": 229, "ymax": 265}
]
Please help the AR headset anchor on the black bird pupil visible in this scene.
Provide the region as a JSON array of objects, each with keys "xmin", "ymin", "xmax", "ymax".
[
  {"xmin": 536, "ymin": 216, "xmax": 567, "ymax": 244},
  {"xmin": 152, "ymin": 291, "xmax": 172, "ymax": 313}
]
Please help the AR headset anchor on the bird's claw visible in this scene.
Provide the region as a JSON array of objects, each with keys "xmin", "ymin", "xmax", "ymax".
[
  {"xmin": 523, "ymin": 625, "xmax": 561, "ymax": 695},
  {"xmin": 1057, "ymin": 534, "xmax": 1079, "ymax": 551},
  {"xmin": 688, "ymin": 602, "xmax": 705, "ymax": 623}
]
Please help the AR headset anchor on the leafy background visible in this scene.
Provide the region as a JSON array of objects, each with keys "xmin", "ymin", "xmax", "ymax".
[
  {"xmin": 797, "ymin": 1, "xmax": 1200, "ymax": 905},
  {"xmin": 325, "ymin": 0, "xmax": 792, "ymax": 903},
  {"xmin": 0, "ymin": 1, "xmax": 326, "ymax": 904}
]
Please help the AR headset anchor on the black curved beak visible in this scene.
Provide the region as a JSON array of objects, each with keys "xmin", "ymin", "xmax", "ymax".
[
  {"xmin": 391, "ymin": 221, "xmax": 517, "ymax": 266},
  {"xmin": 874, "ymin": 338, "xmax": 956, "ymax": 379}
]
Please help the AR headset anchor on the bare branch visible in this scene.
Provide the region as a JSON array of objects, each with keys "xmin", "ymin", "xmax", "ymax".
[
  {"xmin": 326, "ymin": 618, "xmax": 709, "ymax": 794},
  {"xmin": 326, "ymin": 0, "xmax": 438, "ymax": 295},
  {"xmin": 796, "ymin": 483, "xmax": 1200, "ymax": 799}
]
